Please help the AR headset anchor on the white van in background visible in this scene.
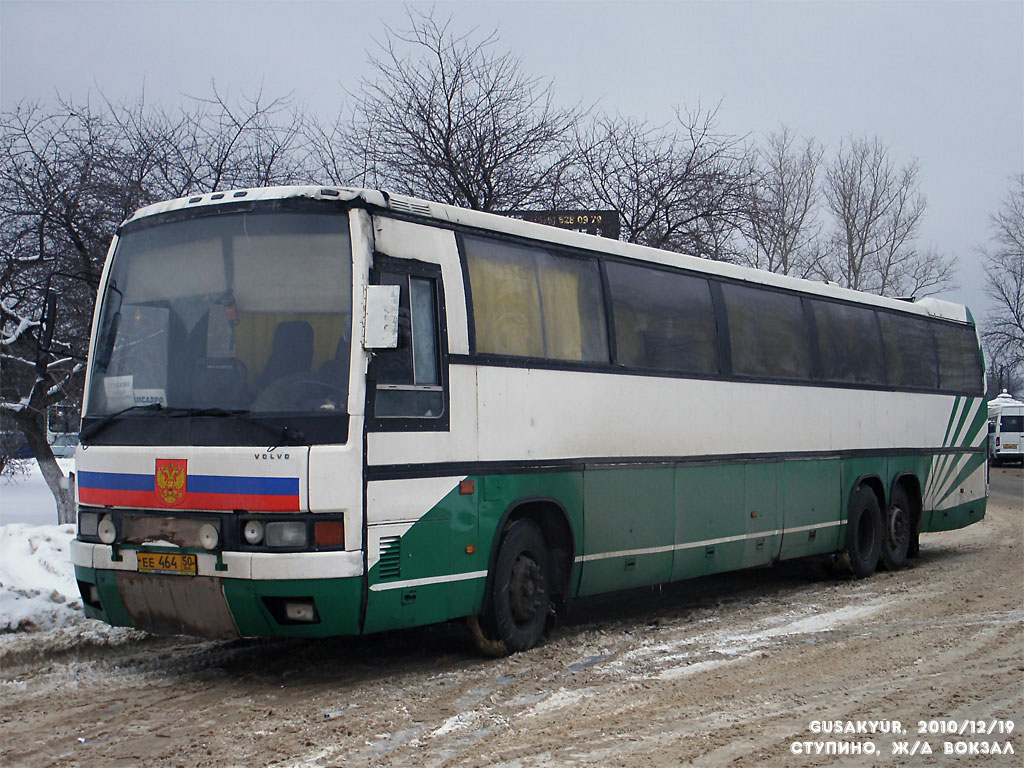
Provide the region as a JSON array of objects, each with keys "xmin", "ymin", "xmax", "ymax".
[{"xmin": 988, "ymin": 392, "xmax": 1024, "ymax": 465}]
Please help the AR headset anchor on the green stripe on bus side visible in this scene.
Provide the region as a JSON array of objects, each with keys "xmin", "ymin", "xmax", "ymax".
[
  {"xmin": 925, "ymin": 495, "xmax": 986, "ymax": 532},
  {"xmin": 930, "ymin": 397, "xmax": 983, "ymax": 501},
  {"xmin": 935, "ymin": 397, "xmax": 973, "ymax": 484},
  {"xmin": 929, "ymin": 397, "xmax": 964, "ymax": 498},
  {"xmin": 935, "ymin": 451, "xmax": 988, "ymax": 508},
  {"xmin": 940, "ymin": 395, "xmax": 963, "ymax": 448},
  {"xmin": 361, "ymin": 452, "xmax": 972, "ymax": 635}
]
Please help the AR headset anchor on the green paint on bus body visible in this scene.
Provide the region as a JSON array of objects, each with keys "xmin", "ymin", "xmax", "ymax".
[{"xmin": 76, "ymin": 449, "xmax": 985, "ymax": 639}]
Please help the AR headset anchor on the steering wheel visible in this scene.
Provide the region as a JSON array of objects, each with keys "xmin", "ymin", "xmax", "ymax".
[{"xmin": 251, "ymin": 373, "xmax": 347, "ymax": 412}]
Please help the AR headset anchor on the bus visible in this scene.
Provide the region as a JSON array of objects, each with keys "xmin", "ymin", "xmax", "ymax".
[{"xmin": 69, "ymin": 186, "xmax": 987, "ymax": 653}]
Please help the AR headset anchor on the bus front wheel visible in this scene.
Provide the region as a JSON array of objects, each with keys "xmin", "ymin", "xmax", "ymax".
[
  {"xmin": 477, "ymin": 518, "xmax": 551, "ymax": 655},
  {"xmin": 838, "ymin": 486, "xmax": 883, "ymax": 578}
]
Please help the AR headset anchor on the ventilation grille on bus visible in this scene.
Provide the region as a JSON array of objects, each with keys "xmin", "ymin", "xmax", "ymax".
[
  {"xmin": 378, "ymin": 535, "xmax": 402, "ymax": 580},
  {"xmin": 388, "ymin": 196, "xmax": 432, "ymax": 216}
]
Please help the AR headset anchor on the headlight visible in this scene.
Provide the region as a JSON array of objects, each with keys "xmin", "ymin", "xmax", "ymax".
[
  {"xmin": 79, "ymin": 511, "xmax": 99, "ymax": 538},
  {"xmin": 98, "ymin": 514, "xmax": 117, "ymax": 544},
  {"xmin": 265, "ymin": 521, "xmax": 307, "ymax": 548},
  {"xmin": 243, "ymin": 520, "xmax": 265, "ymax": 545},
  {"xmin": 198, "ymin": 522, "xmax": 219, "ymax": 551}
]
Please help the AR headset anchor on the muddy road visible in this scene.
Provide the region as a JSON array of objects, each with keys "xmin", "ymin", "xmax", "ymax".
[{"xmin": 2, "ymin": 468, "xmax": 1021, "ymax": 767}]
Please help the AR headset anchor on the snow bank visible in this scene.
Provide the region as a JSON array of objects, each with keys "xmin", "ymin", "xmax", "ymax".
[
  {"xmin": 0, "ymin": 522, "xmax": 81, "ymax": 631},
  {"xmin": 1, "ymin": 459, "xmax": 94, "ymax": 634}
]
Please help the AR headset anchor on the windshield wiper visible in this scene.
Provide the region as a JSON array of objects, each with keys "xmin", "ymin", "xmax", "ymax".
[
  {"xmin": 81, "ymin": 404, "xmax": 306, "ymax": 448},
  {"xmin": 80, "ymin": 403, "xmax": 164, "ymax": 443},
  {"xmin": 162, "ymin": 407, "xmax": 307, "ymax": 449}
]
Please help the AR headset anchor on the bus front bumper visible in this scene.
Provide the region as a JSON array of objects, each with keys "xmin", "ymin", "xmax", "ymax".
[{"xmin": 72, "ymin": 540, "xmax": 365, "ymax": 639}]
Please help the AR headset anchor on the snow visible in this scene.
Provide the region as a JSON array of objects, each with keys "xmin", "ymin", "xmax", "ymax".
[
  {"xmin": 0, "ymin": 459, "xmax": 83, "ymax": 631},
  {"xmin": 0, "ymin": 522, "xmax": 81, "ymax": 631}
]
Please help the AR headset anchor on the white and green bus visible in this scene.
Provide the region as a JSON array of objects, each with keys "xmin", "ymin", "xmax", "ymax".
[{"xmin": 70, "ymin": 186, "xmax": 987, "ymax": 653}]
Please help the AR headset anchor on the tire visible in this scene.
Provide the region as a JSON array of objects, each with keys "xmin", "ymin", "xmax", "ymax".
[
  {"xmin": 838, "ymin": 485, "xmax": 883, "ymax": 578},
  {"xmin": 485, "ymin": 519, "xmax": 551, "ymax": 654},
  {"xmin": 880, "ymin": 484, "xmax": 912, "ymax": 570}
]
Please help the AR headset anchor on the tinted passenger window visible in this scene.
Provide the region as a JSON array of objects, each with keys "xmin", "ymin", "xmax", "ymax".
[
  {"xmin": 934, "ymin": 322, "xmax": 983, "ymax": 393},
  {"xmin": 605, "ymin": 261, "xmax": 719, "ymax": 374},
  {"xmin": 811, "ymin": 301, "xmax": 885, "ymax": 385},
  {"xmin": 464, "ymin": 236, "xmax": 608, "ymax": 362},
  {"xmin": 722, "ymin": 283, "xmax": 812, "ymax": 380},
  {"xmin": 878, "ymin": 313, "xmax": 937, "ymax": 389}
]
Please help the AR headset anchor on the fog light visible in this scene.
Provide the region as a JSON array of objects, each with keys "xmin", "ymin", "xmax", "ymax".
[
  {"xmin": 265, "ymin": 521, "xmax": 307, "ymax": 548},
  {"xmin": 88, "ymin": 585, "xmax": 100, "ymax": 604},
  {"xmin": 98, "ymin": 514, "xmax": 117, "ymax": 544},
  {"xmin": 284, "ymin": 601, "xmax": 316, "ymax": 622},
  {"xmin": 198, "ymin": 522, "xmax": 219, "ymax": 550},
  {"xmin": 243, "ymin": 519, "xmax": 265, "ymax": 545},
  {"xmin": 79, "ymin": 511, "xmax": 99, "ymax": 538}
]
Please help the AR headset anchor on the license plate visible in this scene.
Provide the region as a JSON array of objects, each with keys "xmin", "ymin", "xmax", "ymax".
[
  {"xmin": 1004, "ymin": 444, "xmax": 1018, "ymax": 450},
  {"xmin": 137, "ymin": 552, "xmax": 198, "ymax": 576}
]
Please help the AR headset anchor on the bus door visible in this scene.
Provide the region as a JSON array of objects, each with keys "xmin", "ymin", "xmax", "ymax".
[{"xmin": 361, "ymin": 216, "xmax": 478, "ymax": 633}]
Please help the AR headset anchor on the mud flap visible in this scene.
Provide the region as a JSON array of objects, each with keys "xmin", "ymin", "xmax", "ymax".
[{"xmin": 116, "ymin": 573, "xmax": 241, "ymax": 639}]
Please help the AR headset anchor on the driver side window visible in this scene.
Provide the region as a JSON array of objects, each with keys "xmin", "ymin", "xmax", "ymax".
[{"xmin": 371, "ymin": 259, "xmax": 448, "ymax": 427}]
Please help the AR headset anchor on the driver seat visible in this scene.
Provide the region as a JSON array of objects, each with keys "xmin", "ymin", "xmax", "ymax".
[{"xmin": 258, "ymin": 320, "xmax": 314, "ymax": 389}]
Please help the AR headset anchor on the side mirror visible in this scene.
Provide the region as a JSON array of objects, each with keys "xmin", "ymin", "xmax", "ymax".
[{"xmin": 362, "ymin": 285, "xmax": 400, "ymax": 349}]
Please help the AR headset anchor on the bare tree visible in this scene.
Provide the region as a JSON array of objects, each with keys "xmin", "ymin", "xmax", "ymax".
[
  {"xmin": 1, "ymin": 88, "xmax": 309, "ymax": 522},
  {"xmin": 0, "ymin": 99, "xmax": 115, "ymax": 521},
  {"xmin": 740, "ymin": 126, "xmax": 824, "ymax": 278},
  {"xmin": 571, "ymin": 106, "xmax": 754, "ymax": 260},
  {"xmin": 980, "ymin": 174, "xmax": 1024, "ymax": 385},
  {"xmin": 331, "ymin": 9, "xmax": 578, "ymax": 210},
  {"xmin": 820, "ymin": 135, "xmax": 955, "ymax": 297}
]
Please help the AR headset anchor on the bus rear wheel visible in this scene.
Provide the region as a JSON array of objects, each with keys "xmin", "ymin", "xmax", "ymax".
[
  {"xmin": 838, "ymin": 486, "xmax": 883, "ymax": 578},
  {"xmin": 476, "ymin": 518, "xmax": 551, "ymax": 655},
  {"xmin": 880, "ymin": 485, "xmax": 912, "ymax": 570}
]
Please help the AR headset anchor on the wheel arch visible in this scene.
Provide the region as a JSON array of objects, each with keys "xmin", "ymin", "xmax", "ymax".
[
  {"xmin": 850, "ymin": 473, "xmax": 886, "ymax": 513},
  {"xmin": 482, "ymin": 496, "xmax": 576, "ymax": 612}
]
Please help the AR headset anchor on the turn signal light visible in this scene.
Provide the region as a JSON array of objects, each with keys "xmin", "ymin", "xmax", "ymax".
[{"xmin": 315, "ymin": 520, "xmax": 344, "ymax": 547}]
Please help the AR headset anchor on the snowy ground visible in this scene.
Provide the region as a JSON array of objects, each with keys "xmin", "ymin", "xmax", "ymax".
[
  {"xmin": 0, "ymin": 465, "xmax": 1021, "ymax": 766},
  {"xmin": 0, "ymin": 460, "xmax": 109, "ymax": 634}
]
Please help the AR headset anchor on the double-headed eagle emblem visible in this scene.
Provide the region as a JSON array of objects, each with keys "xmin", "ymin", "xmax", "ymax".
[{"xmin": 155, "ymin": 459, "xmax": 187, "ymax": 506}]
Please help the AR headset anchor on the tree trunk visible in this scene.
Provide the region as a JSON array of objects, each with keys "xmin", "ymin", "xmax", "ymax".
[{"xmin": 18, "ymin": 415, "xmax": 76, "ymax": 525}]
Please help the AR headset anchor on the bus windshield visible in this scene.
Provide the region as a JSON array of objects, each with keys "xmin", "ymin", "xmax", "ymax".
[{"xmin": 86, "ymin": 210, "xmax": 353, "ymax": 421}]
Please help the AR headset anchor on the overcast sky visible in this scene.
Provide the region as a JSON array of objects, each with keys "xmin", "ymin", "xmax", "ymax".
[{"xmin": 3, "ymin": 0, "xmax": 1022, "ymax": 316}]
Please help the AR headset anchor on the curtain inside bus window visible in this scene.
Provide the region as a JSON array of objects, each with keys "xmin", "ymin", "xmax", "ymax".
[
  {"xmin": 466, "ymin": 241, "xmax": 544, "ymax": 357},
  {"xmin": 464, "ymin": 235, "xmax": 607, "ymax": 363},
  {"xmin": 537, "ymin": 252, "xmax": 608, "ymax": 362}
]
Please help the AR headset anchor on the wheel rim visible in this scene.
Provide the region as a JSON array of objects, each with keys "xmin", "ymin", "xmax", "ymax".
[
  {"xmin": 508, "ymin": 553, "xmax": 543, "ymax": 624},
  {"xmin": 888, "ymin": 504, "xmax": 909, "ymax": 549}
]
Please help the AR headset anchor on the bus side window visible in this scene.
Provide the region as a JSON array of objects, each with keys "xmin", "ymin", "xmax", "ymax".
[{"xmin": 371, "ymin": 264, "xmax": 446, "ymax": 422}]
